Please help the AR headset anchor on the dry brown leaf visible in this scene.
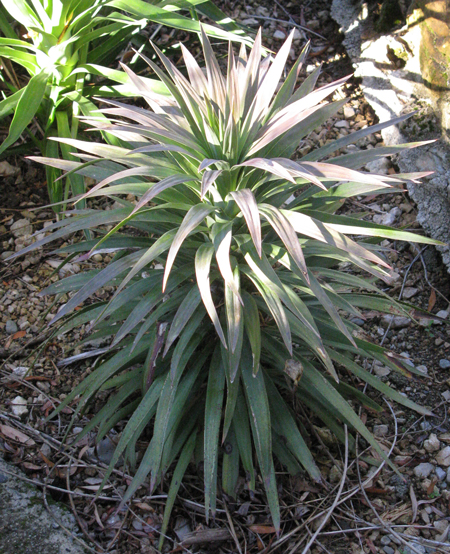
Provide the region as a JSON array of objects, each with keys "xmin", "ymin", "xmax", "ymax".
[
  {"xmin": 39, "ymin": 451, "xmax": 54, "ymax": 467},
  {"xmin": 428, "ymin": 288, "xmax": 437, "ymax": 312},
  {"xmin": 248, "ymin": 525, "xmax": 276, "ymax": 534},
  {"xmin": 134, "ymin": 502, "xmax": 154, "ymax": 512},
  {"xmin": 22, "ymin": 462, "xmax": 41, "ymax": 470},
  {"xmin": 0, "ymin": 424, "xmax": 35, "ymax": 446},
  {"xmin": 12, "ymin": 330, "xmax": 26, "ymax": 340}
]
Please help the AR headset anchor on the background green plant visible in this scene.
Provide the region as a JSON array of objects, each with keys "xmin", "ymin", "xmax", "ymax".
[
  {"xmin": 0, "ymin": 0, "xmax": 248, "ymax": 210},
  {"xmin": 12, "ymin": 28, "xmax": 442, "ymax": 543}
]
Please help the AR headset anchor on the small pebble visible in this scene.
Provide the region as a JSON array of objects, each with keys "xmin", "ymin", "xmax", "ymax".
[
  {"xmin": 11, "ymin": 218, "xmax": 32, "ymax": 238},
  {"xmin": 380, "ymin": 315, "xmax": 411, "ymax": 329},
  {"xmin": 374, "ymin": 424, "xmax": 389, "ymax": 437},
  {"xmin": 439, "ymin": 359, "xmax": 450, "ymax": 369},
  {"xmin": 335, "ymin": 119, "xmax": 350, "ymax": 128},
  {"xmin": 374, "ymin": 365, "xmax": 391, "ymax": 377},
  {"xmin": 402, "ymin": 287, "xmax": 418, "ymax": 299},
  {"xmin": 435, "ymin": 467, "xmax": 447, "ymax": 481},
  {"xmin": 11, "ymin": 396, "xmax": 28, "ymax": 417},
  {"xmin": 420, "ymin": 421, "xmax": 432, "ymax": 431},
  {"xmin": 416, "ymin": 365, "xmax": 428, "ymax": 375},
  {"xmin": 424, "ymin": 433, "xmax": 440, "ymax": 453},
  {"xmin": 380, "ymin": 535, "xmax": 391, "ymax": 546},
  {"xmin": 383, "ymin": 546, "xmax": 394, "ymax": 554},
  {"xmin": 413, "ymin": 462, "xmax": 435, "ymax": 479},
  {"xmin": 343, "ymin": 106, "xmax": 356, "ymax": 119},
  {"xmin": 350, "ymin": 317, "xmax": 365, "ymax": 326},
  {"xmin": 5, "ymin": 319, "xmax": 18, "ymax": 334},
  {"xmin": 436, "ymin": 446, "xmax": 450, "ymax": 467},
  {"xmin": 273, "ymin": 30, "xmax": 286, "ymax": 40}
]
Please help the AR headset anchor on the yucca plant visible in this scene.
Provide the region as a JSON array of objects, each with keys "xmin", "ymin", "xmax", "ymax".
[
  {"xmin": 12, "ymin": 28, "xmax": 441, "ymax": 542},
  {"xmin": 0, "ymin": 0, "xmax": 248, "ymax": 209}
]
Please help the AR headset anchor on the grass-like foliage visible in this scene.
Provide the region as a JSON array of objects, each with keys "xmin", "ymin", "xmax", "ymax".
[
  {"xmin": 14, "ymin": 28, "xmax": 441, "ymax": 541},
  {"xmin": 0, "ymin": 0, "xmax": 247, "ymax": 209}
]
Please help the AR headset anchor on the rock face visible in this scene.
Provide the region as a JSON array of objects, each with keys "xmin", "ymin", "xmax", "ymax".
[
  {"xmin": 331, "ymin": 0, "xmax": 450, "ymax": 271},
  {"xmin": 415, "ymin": 0, "xmax": 450, "ymax": 90},
  {"xmin": 0, "ymin": 455, "xmax": 88, "ymax": 554}
]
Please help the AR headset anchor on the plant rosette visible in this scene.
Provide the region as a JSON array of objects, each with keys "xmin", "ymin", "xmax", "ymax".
[
  {"xmin": 0, "ymin": 0, "xmax": 248, "ymax": 209},
  {"xmin": 11, "ymin": 27, "xmax": 441, "ymax": 543}
]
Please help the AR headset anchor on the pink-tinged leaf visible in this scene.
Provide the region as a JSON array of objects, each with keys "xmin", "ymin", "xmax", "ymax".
[
  {"xmin": 242, "ymin": 268, "xmax": 292, "ymax": 355},
  {"xmin": 269, "ymin": 41, "xmax": 310, "ymax": 116},
  {"xmin": 226, "ymin": 45, "xmax": 241, "ymax": 121},
  {"xmin": 180, "ymin": 43, "xmax": 209, "ymax": 96},
  {"xmin": 200, "ymin": 26, "xmax": 226, "ymax": 110},
  {"xmin": 213, "ymin": 223, "xmax": 242, "ymax": 303},
  {"xmin": 130, "ymin": 175, "xmax": 198, "ymax": 215},
  {"xmin": 271, "ymin": 158, "xmax": 327, "ymax": 190},
  {"xmin": 195, "ymin": 244, "xmax": 227, "ymax": 349},
  {"xmin": 164, "ymin": 285, "xmax": 202, "ymax": 356},
  {"xmin": 297, "ymin": 161, "xmax": 401, "ymax": 186},
  {"xmin": 282, "ymin": 210, "xmax": 391, "ymax": 269},
  {"xmin": 258, "ymin": 204, "xmax": 310, "ymax": 284},
  {"xmin": 240, "ymin": 29, "xmax": 262, "ymax": 108},
  {"xmin": 199, "ymin": 159, "xmax": 230, "ymax": 172},
  {"xmin": 249, "ymin": 75, "xmax": 351, "ymax": 155},
  {"xmin": 229, "ymin": 189, "xmax": 262, "ymax": 257},
  {"xmin": 127, "ymin": 144, "xmax": 193, "ymax": 156},
  {"xmin": 78, "ymin": 166, "xmax": 155, "ymax": 204},
  {"xmin": 225, "ymin": 267, "xmax": 242, "ymax": 353},
  {"xmin": 201, "ymin": 170, "xmax": 222, "ymax": 199},
  {"xmin": 235, "ymin": 158, "xmax": 296, "ymax": 183},
  {"xmin": 149, "ymin": 43, "xmax": 208, "ymax": 119},
  {"xmin": 163, "ymin": 204, "xmax": 215, "ymax": 291},
  {"xmin": 250, "ymin": 29, "xmax": 295, "ymax": 122}
]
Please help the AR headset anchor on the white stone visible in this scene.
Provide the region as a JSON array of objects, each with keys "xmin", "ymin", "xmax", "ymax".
[
  {"xmin": 11, "ymin": 218, "xmax": 32, "ymax": 238},
  {"xmin": 416, "ymin": 365, "xmax": 428, "ymax": 375},
  {"xmin": 343, "ymin": 106, "xmax": 356, "ymax": 119},
  {"xmin": 413, "ymin": 462, "xmax": 435, "ymax": 479},
  {"xmin": 380, "ymin": 315, "xmax": 411, "ymax": 329},
  {"xmin": 11, "ymin": 396, "xmax": 28, "ymax": 417},
  {"xmin": 273, "ymin": 30, "xmax": 286, "ymax": 40},
  {"xmin": 374, "ymin": 424, "xmax": 389, "ymax": 437},
  {"xmin": 365, "ymin": 157, "xmax": 391, "ymax": 175},
  {"xmin": 424, "ymin": 434, "xmax": 440, "ymax": 453},
  {"xmin": 436, "ymin": 446, "xmax": 450, "ymax": 467},
  {"xmin": 335, "ymin": 119, "xmax": 350, "ymax": 128},
  {"xmin": 374, "ymin": 365, "xmax": 391, "ymax": 377},
  {"xmin": 402, "ymin": 287, "xmax": 419, "ymax": 299}
]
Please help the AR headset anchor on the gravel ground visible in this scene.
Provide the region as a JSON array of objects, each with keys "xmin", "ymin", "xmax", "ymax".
[{"xmin": 1, "ymin": 1, "xmax": 450, "ymax": 553}]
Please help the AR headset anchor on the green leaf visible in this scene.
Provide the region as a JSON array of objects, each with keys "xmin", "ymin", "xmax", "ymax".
[
  {"xmin": 195, "ymin": 243, "xmax": 227, "ymax": 348},
  {"xmin": 0, "ymin": 69, "xmax": 50, "ymax": 155},
  {"xmin": 204, "ymin": 349, "xmax": 226, "ymax": 519},
  {"xmin": 222, "ymin": 426, "xmax": 239, "ymax": 500},
  {"xmin": 163, "ymin": 204, "xmax": 215, "ymax": 291},
  {"xmin": 242, "ymin": 291, "xmax": 261, "ymax": 376},
  {"xmin": 158, "ymin": 430, "xmax": 197, "ymax": 551},
  {"xmin": 265, "ymin": 376, "xmax": 321, "ymax": 482}
]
